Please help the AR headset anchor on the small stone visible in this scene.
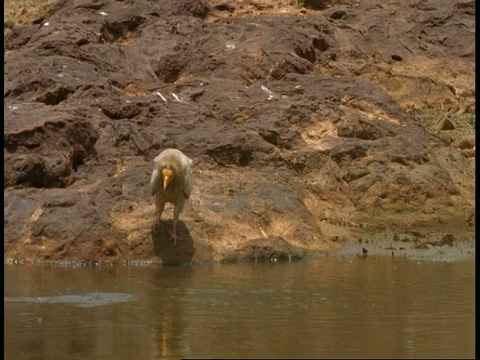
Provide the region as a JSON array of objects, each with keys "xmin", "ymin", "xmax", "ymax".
[
  {"xmin": 438, "ymin": 234, "xmax": 455, "ymax": 246},
  {"xmin": 437, "ymin": 116, "xmax": 456, "ymax": 131},
  {"xmin": 460, "ymin": 148, "xmax": 475, "ymax": 158},
  {"xmin": 454, "ymin": 135, "xmax": 475, "ymax": 150},
  {"xmin": 414, "ymin": 242, "xmax": 429, "ymax": 250},
  {"xmin": 303, "ymin": 0, "xmax": 328, "ymax": 10},
  {"xmin": 214, "ymin": 3, "xmax": 235, "ymax": 12}
]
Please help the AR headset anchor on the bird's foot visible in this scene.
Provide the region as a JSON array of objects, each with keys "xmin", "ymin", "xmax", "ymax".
[
  {"xmin": 151, "ymin": 218, "xmax": 161, "ymax": 231},
  {"xmin": 170, "ymin": 232, "xmax": 179, "ymax": 246}
]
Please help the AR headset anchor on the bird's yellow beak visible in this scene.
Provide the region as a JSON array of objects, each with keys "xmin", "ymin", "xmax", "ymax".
[{"xmin": 162, "ymin": 169, "xmax": 173, "ymax": 190}]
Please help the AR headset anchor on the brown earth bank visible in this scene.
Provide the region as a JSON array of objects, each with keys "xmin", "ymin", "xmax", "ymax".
[{"xmin": 4, "ymin": 0, "xmax": 475, "ymax": 265}]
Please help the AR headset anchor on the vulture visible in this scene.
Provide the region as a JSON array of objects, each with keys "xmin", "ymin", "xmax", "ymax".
[{"xmin": 150, "ymin": 148, "xmax": 193, "ymax": 245}]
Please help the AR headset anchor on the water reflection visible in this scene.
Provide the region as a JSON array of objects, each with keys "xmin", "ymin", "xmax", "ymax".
[{"xmin": 4, "ymin": 257, "xmax": 475, "ymax": 359}]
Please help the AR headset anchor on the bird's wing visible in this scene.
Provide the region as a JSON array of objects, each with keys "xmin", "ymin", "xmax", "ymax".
[
  {"xmin": 183, "ymin": 166, "xmax": 193, "ymax": 199},
  {"xmin": 184, "ymin": 155, "xmax": 193, "ymax": 167},
  {"xmin": 150, "ymin": 167, "xmax": 160, "ymax": 196}
]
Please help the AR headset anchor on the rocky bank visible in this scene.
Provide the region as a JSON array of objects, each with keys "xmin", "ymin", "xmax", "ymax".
[{"xmin": 4, "ymin": 0, "xmax": 475, "ymax": 264}]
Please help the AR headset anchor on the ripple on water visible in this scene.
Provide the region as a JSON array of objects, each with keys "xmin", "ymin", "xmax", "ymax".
[{"xmin": 4, "ymin": 292, "xmax": 136, "ymax": 308}]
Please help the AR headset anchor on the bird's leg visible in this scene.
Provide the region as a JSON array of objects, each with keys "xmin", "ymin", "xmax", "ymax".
[
  {"xmin": 170, "ymin": 204, "xmax": 183, "ymax": 246},
  {"xmin": 152, "ymin": 198, "xmax": 165, "ymax": 231},
  {"xmin": 171, "ymin": 220, "xmax": 178, "ymax": 246},
  {"xmin": 152, "ymin": 213, "xmax": 162, "ymax": 230}
]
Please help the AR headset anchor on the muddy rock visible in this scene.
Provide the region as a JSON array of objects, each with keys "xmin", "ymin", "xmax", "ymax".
[
  {"xmin": 223, "ymin": 236, "xmax": 307, "ymax": 263},
  {"xmin": 4, "ymin": 0, "xmax": 474, "ymax": 264},
  {"xmin": 453, "ymin": 135, "xmax": 475, "ymax": 150}
]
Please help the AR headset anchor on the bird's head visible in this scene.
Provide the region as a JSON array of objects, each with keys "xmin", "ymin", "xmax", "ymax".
[{"xmin": 162, "ymin": 168, "xmax": 174, "ymax": 190}]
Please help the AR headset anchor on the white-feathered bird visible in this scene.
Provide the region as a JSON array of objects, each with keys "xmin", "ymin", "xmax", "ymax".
[{"xmin": 150, "ymin": 148, "xmax": 193, "ymax": 245}]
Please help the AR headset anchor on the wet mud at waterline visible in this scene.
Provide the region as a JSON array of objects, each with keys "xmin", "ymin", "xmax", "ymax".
[{"xmin": 4, "ymin": 0, "xmax": 475, "ymax": 264}]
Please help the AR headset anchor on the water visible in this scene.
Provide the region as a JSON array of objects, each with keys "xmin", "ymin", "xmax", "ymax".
[{"xmin": 4, "ymin": 256, "xmax": 475, "ymax": 359}]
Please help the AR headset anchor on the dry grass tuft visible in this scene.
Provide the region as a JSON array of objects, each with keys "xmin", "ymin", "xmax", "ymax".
[{"xmin": 5, "ymin": 0, "xmax": 52, "ymax": 27}]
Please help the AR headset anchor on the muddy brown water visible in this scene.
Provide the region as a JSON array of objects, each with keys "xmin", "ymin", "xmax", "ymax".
[{"xmin": 4, "ymin": 257, "xmax": 474, "ymax": 359}]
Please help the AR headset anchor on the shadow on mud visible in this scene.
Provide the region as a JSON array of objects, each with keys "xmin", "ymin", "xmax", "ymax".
[{"xmin": 152, "ymin": 221, "xmax": 195, "ymax": 265}]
